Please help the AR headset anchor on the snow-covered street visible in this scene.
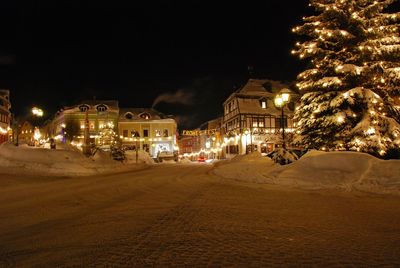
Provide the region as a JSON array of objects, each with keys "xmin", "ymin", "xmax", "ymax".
[{"xmin": 1, "ymin": 164, "xmax": 400, "ymax": 267}]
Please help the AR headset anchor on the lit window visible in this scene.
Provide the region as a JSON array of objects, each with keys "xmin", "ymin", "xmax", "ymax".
[
  {"xmin": 261, "ymin": 101, "xmax": 266, "ymax": 109},
  {"xmin": 260, "ymin": 98, "xmax": 267, "ymax": 109},
  {"xmin": 155, "ymin": 130, "xmax": 162, "ymax": 137},
  {"xmin": 140, "ymin": 113, "xmax": 151, "ymax": 120}
]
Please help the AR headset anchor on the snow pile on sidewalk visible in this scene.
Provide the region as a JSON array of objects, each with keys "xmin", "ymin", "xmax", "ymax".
[
  {"xmin": 0, "ymin": 143, "xmax": 147, "ymax": 176},
  {"xmin": 125, "ymin": 150, "xmax": 155, "ymax": 165},
  {"xmin": 269, "ymin": 148, "xmax": 299, "ymax": 165},
  {"xmin": 179, "ymin": 158, "xmax": 193, "ymax": 164},
  {"xmin": 213, "ymin": 150, "xmax": 400, "ymax": 195},
  {"xmin": 214, "ymin": 152, "xmax": 276, "ymax": 183}
]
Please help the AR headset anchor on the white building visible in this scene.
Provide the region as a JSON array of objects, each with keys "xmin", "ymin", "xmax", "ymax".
[
  {"xmin": 118, "ymin": 108, "xmax": 178, "ymax": 158},
  {"xmin": 222, "ymin": 79, "xmax": 298, "ymax": 156}
]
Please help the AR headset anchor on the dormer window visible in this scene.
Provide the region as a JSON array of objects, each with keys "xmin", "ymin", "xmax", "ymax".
[
  {"xmin": 96, "ymin": 104, "xmax": 108, "ymax": 112},
  {"xmin": 79, "ymin": 104, "xmax": 90, "ymax": 112},
  {"xmin": 125, "ymin": 112, "xmax": 133, "ymax": 120},
  {"xmin": 139, "ymin": 112, "xmax": 151, "ymax": 120},
  {"xmin": 260, "ymin": 98, "xmax": 267, "ymax": 109}
]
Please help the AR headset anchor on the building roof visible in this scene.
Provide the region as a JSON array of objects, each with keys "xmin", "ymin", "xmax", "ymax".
[
  {"xmin": 224, "ymin": 79, "xmax": 297, "ymax": 116},
  {"xmin": 63, "ymin": 100, "xmax": 119, "ymax": 111},
  {"xmin": 80, "ymin": 100, "xmax": 119, "ymax": 108},
  {"xmin": 119, "ymin": 108, "xmax": 174, "ymax": 121},
  {"xmin": 238, "ymin": 79, "xmax": 287, "ymax": 94},
  {"xmin": 224, "ymin": 79, "xmax": 290, "ymax": 105}
]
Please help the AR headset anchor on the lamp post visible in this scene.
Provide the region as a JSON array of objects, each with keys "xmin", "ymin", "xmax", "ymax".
[
  {"xmin": 31, "ymin": 107, "xmax": 44, "ymax": 147},
  {"xmin": 274, "ymin": 89, "xmax": 291, "ymax": 149},
  {"xmin": 132, "ymin": 131, "xmax": 140, "ymax": 163}
]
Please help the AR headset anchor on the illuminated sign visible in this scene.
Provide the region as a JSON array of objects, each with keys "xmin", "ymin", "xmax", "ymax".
[{"xmin": 182, "ymin": 129, "xmax": 218, "ymax": 136}]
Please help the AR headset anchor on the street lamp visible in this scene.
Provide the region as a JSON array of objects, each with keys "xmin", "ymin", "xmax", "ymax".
[
  {"xmin": 132, "ymin": 131, "xmax": 140, "ymax": 163},
  {"xmin": 274, "ymin": 89, "xmax": 291, "ymax": 149},
  {"xmin": 32, "ymin": 107, "xmax": 44, "ymax": 117}
]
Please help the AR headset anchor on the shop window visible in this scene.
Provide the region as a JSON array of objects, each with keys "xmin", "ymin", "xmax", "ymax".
[
  {"xmin": 226, "ymin": 145, "xmax": 239, "ymax": 154},
  {"xmin": 275, "ymin": 117, "xmax": 288, "ymax": 128},
  {"xmin": 143, "ymin": 144, "xmax": 149, "ymax": 152}
]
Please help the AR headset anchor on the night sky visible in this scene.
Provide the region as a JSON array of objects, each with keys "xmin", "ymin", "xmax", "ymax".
[{"xmin": 1, "ymin": 0, "xmax": 313, "ymax": 129}]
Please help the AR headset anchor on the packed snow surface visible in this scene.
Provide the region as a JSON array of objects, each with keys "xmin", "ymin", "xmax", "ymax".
[
  {"xmin": 214, "ymin": 151, "xmax": 400, "ymax": 195},
  {"xmin": 0, "ymin": 143, "xmax": 148, "ymax": 176}
]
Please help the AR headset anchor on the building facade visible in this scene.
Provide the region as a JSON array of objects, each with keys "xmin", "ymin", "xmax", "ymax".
[
  {"xmin": 178, "ymin": 117, "xmax": 223, "ymax": 160},
  {"xmin": 222, "ymin": 79, "xmax": 298, "ymax": 156},
  {"xmin": 18, "ymin": 121, "xmax": 35, "ymax": 145},
  {"xmin": 118, "ymin": 108, "xmax": 178, "ymax": 158},
  {"xmin": 51, "ymin": 100, "xmax": 119, "ymax": 146},
  {"xmin": 0, "ymin": 90, "xmax": 11, "ymax": 144},
  {"xmin": 178, "ymin": 135, "xmax": 201, "ymax": 155}
]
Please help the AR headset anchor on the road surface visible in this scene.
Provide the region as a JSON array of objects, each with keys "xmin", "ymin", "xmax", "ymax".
[{"xmin": 0, "ymin": 163, "xmax": 400, "ymax": 267}]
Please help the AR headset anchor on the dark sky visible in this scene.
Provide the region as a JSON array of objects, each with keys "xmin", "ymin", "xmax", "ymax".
[{"xmin": 1, "ymin": 0, "xmax": 311, "ymax": 129}]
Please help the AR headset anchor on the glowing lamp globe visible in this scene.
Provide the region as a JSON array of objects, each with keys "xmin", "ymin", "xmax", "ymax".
[{"xmin": 274, "ymin": 96, "xmax": 283, "ymax": 107}]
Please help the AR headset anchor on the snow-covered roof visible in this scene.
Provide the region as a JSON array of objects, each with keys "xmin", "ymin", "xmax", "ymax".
[
  {"xmin": 238, "ymin": 79, "xmax": 287, "ymax": 94},
  {"xmin": 63, "ymin": 100, "xmax": 119, "ymax": 111},
  {"xmin": 80, "ymin": 100, "xmax": 119, "ymax": 109},
  {"xmin": 224, "ymin": 79, "xmax": 292, "ymax": 105},
  {"xmin": 224, "ymin": 79, "xmax": 296, "ymax": 115},
  {"xmin": 119, "ymin": 108, "xmax": 174, "ymax": 121}
]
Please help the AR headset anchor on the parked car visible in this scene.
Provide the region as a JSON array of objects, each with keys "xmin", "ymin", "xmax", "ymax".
[{"xmin": 197, "ymin": 152, "xmax": 207, "ymax": 162}]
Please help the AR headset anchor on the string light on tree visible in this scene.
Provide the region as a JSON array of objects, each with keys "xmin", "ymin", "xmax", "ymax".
[{"xmin": 292, "ymin": 0, "xmax": 400, "ymax": 156}]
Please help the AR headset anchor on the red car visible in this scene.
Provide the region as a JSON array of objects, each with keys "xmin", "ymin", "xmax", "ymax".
[{"xmin": 197, "ymin": 153, "xmax": 207, "ymax": 162}]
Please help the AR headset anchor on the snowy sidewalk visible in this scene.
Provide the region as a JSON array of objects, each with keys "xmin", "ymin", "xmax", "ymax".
[
  {"xmin": 0, "ymin": 143, "xmax": 150, "ymax": 177},
  {"xmin": 213, "ymin": 151, "xmax": 400, "ymax": 195}
]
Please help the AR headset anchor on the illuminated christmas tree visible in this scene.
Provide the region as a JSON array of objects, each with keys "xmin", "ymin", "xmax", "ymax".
[
  {"xmin": 98, "ymin": 122, "xmax": 118, "ymax": 148},
  {"xmin": 292, "ymin": 0, "xmax": 400, "ymax": 156}
]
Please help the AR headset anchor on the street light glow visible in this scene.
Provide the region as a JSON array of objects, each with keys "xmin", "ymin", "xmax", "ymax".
[
  {"xmin": 274, "ymin": 96, "xmax": 283, "ymax": 107},
  {"xmin": 32, "ymin": 107, "xmax": 44, "ymax": 117},
  {"xmin": 282, "ymin": 93, "xmax": 290, "ymax": 102}
]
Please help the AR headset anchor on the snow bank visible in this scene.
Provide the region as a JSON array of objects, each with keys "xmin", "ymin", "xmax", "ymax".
[
  {"xmin": 125, "ymin": 150, "xmax": 155, "ymax": 165},
  {"xmin": 213, "ymin": 152, "xmax": 276, "ymax": 183},
  {"xmin": 0, "ymin": 143, "xmax": 148, "ymax": 177},
  {"xmin": 179, "ymin": 158, "xmax": 193, "ymax": 164},
  {"xmin": 213, "ymin": 150, "xmax": 400, "ymax": 195}
]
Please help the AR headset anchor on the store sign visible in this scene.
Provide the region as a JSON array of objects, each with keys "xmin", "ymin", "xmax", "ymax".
[{"xmin": 182, "ymin": 129, "xmax": 217, "ymax": 136}]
